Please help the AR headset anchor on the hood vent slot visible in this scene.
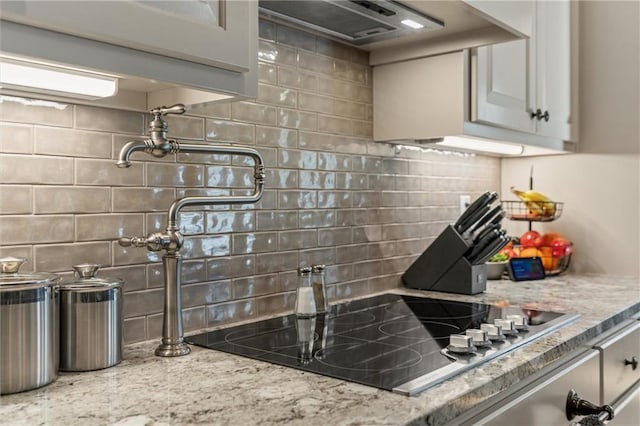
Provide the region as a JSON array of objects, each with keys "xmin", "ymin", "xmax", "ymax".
[{"xmin": 259, "ymin": 0, "xmax": 444, "ymax": 46}]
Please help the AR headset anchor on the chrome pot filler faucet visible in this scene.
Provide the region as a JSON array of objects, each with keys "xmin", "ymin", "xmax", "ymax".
[{"xmin": 116, "ymin": 104, "xmax": 265, "ymax": 357}]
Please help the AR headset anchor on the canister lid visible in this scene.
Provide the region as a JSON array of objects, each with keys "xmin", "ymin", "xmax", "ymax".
[
  {"xmin": 0, "ymin": 257, "xmax": 60, "ymax": 290},
  {"xmin": 60, "ymin": 264, "xmax": 123, "ymax": 292}
]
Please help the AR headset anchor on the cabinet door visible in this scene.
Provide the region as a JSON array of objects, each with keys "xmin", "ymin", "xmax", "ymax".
[
  {"xmin": 475, "ymin": 350, "xmax": 601, "ymax": 425},
  {"xmin": 473, "ymin": 38, "xmax": 537, "ymax": 135},
  {"xmin": 535, "ymin": 0, "xmax": 571, "ymax": 140},
  {"xmin": 0, "ymin": 0, "xmax": 253, "ymax": 73}
]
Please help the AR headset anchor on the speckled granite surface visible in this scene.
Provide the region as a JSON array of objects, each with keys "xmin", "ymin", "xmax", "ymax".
[{"xmin": 1, "ymin": 274, "xmax": 638, "ymax": 426}]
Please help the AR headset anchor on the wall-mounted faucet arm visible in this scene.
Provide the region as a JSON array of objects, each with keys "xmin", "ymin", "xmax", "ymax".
[{"xmin": 166, "ymin": 143, "xmax": 265, "ymax": 229}]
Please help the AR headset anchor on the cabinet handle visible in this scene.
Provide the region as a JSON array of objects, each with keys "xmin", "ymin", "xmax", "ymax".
[
  {"xmin": 566, "ymin": 389, "xmax": 615, "ymax": 421},
  {"xmin": 530, "ymin": 109, "xmax": 550, "ymax": 122},
  {"xmin": 624, "ymin": 355, "xmax": 638, "ymax": 370}
]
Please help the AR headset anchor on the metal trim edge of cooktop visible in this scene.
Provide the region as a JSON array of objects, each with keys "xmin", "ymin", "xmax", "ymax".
[{"xmin": 392, "ymin": 312, "xmax": 581, "ymax": 396}]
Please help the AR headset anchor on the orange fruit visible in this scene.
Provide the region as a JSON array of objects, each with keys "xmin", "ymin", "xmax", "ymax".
[
  {"xmin": 539, "ymin": 247, "xmax": 558, "ymax": 271},
  {"xmin": 519, "ymin": 247, "xmax": 542, "ymax": 258}
]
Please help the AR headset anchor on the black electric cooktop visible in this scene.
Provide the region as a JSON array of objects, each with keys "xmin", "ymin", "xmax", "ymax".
[{"xmin": 186, "ymin": 293, "xmax": 579, "ymax": 396}]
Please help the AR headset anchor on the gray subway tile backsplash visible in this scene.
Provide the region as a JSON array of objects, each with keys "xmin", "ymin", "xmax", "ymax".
[{"xmin": 0, "ymin": 20, "xmax": 500, "ymax": 344}]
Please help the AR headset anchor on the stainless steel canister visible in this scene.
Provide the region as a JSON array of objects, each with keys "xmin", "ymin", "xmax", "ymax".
[
  {"xmin": 59, "ymin": 264, "xmax": 123, "ymax": 371},
  {"xmin": 0, "ymin": 257, "xmax": 60, "ymax": 395}
]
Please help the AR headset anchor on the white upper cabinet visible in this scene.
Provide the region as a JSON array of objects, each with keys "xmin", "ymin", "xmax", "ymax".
[
  {"xmin": 0, "ymin": 1, "xmax": 252, "ymax": 72},
  {"xmin": 0, "ymin": 0, "xmax": 257, "ymax": 110},
  {"xmin": 473, "ymin": 0, "xmax": 571, "ymax": 140}
]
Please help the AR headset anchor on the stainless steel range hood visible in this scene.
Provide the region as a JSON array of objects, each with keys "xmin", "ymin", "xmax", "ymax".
[{"xmin": 259, "ymin": 0, "xmax": 444, "ymax": 46}]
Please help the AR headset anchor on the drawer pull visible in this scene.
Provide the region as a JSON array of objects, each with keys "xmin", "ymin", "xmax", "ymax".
[
  {"xmin": 624, "ymin": 355, "xmax": 638, "ymax": 370},
  {"xmin": 566, "ymin": 390, "xmax": 614, "ymax": 421}
]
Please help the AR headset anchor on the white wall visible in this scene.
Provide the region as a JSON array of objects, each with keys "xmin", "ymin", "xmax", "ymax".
[{"xmin": 501, "ymin": 1, "xmax": 640, "ymax": 277}]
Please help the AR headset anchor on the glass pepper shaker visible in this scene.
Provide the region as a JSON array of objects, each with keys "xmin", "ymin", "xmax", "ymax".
[
  {"xmin": 311, "ymin": 264, "xmax": 328, "ymax": 314},
  {"xmin": 295, "ymin": 266, "xmax": 316, "ymax": 318}
]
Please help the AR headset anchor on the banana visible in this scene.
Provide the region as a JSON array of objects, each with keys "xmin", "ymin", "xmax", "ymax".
[{"xmin": 510, "ymin": 187, "xmax": 556, "ymax": 217}]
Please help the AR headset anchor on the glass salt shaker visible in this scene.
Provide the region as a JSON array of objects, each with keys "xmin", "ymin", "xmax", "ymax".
[
  {"xmin": 295, "ymin": 266, "xmax": 316, "ymax": 318},
  {"xmin": 311, "ymin": 264, "xmax": 328, "ymax": 314}
]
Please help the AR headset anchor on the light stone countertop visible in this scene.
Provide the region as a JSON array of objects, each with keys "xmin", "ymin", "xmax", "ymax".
[{"xmin": 1, "ymin": 274, "xmax": 639, "ymax": 426}]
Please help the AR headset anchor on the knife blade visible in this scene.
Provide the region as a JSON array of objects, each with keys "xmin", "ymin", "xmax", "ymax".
[
  {"xmin": 468, "ymin": 205, "xmax": 503, "ymax": 236},
  {"xmin": 454, "ymin": 191, "xmax": 498, "ymax": 232},
  {"xmin": 457, "ymin": 204, "xmax": 490, "ymax": 235},
  {"xmin": 473, "ymin": 234, "xmax": 511, "ymax": 265}
]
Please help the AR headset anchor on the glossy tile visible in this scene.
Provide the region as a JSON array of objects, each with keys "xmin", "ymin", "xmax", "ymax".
[
  {"xmin": 206, "ymin": 299, "xmax": 255, "ymax": 327},
  {"xmin": 231, "ymin": 102, "xmax": 277, "ymax": 125},
  {"xmin": 0, "ymin": 185, "xmax": 32, "ymax": 214},
  {"xmin": 232, "ymin": 274, "xmax": 278, "ymax": 298},
  {"xmin": 255, "ymin": 251, "xmax": 298, "ymax": 275},
  {"xmin": 34, "ymin": 186, "xmax": 110, "ymax": 214},
  {"xmin": 206, "ymin": 119, "xmax": 254, "ymax": 144},
  {"xmin": 0, "ymin": 123, "xmax": 33, "ymax": 153},
  {"xmin": 146, "ymin": 163, "xmax": 203, "ymax": 187},
  {"xmin": 75, "ymin": 105, "xmax": 143, "ymax": 134},
  {"xmin": 188, "ymin": 102, "xmax": 231, "ymax": 119},
  {"xmin": 0, "ymin": 155, "xmax": 73, "ymax": 184},
  {"xmin": 34, "ymin": 126, "xmax": 111, "ymax": 159},
  {"xmin": 256, "ymin": 125, "xmax": 297, "ymax": 148},
  {"xmin": 232, "ymin": 232, "xmax": 278, "ymax": 254},
  {"xmin": 277, "ymin": 25, "xmax": 316, "ymax": 51},
  {"xmin": 207, "ymin": 255, "xmax": 255, "ymax": 280},
  {"xmin": 206, "ymin": 211, "xmax": 255, "ymax": 233},
  {"xmin": 258, "ymin": 40, "xmax": 297, "ymax": 66},
  {"xmin": 318, "ymin": 227, "xmax": 352, "ymax": 247},
  {"xmin": 277, "ymin": 108, "xmax": 317, "ymax": 130},
  {"xmin": 181, "ymin": 280, "xmax": 232, "ymax": 307},
  {"xmin": 299, "ymin": 171, "xmax": 335, "ymax": 189},
  {"xmin": 0, "ymin": 215, "xmax": 73, "ymax": 245},
  {"xmin": 35, "ymin": 242, "xmax": 110, "ymax": 272},
  {"xmin": 258, "ymin": 19, "xmax": 277, "ymax": 42},
  {"xmin": 278, "ymin": 229, "xmax": 317, "ymax": 251},
  {"xmin": 123, "ymin": 317, "xmax": 147, "ymax": 344},
  {"xmin": 277, "ymin": 67, "xmax": 318, "ymax": 92},
  {"xmin": 278, "ymin": 149, "xmax": 317, "ymax": 169},
  {"xmin": 318, "ymin": 191, "xmax": 351, "ymax": 209},
  {"xmin": 0, "ymin": 96, "xmax": 73, "ymax": 127},
  {"xmin": 299, "ymin": 210, "xmax": 335, "ymax": 228},
  {"xmin": 76, "ymin": 158, "xmax": 143, "ymax": 186},
  {"xmin": 278, "ymin": 190, "xmax": 317, "ymax": 209},
  {"xmin": 256, "ymin": 211, "xmax": 298, "ymax": 231},
  {"xmin": 112, "ymin": 188, "xmax": 176, "ymax": 212},
  {"xmin": 164, "ymin": 114, "xmax": 204, "ymax": 140},
  {"xmin": 257, "ymin": 84, "xmax": 297, "ymax": 108}
]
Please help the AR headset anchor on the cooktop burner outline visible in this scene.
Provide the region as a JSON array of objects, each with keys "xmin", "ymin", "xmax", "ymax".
[{"xmin": 186, "ymin": 293, "xmax": 579, "ymax": 396}]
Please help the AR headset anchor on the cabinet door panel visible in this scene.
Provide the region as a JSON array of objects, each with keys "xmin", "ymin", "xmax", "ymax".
[
  {"xmin": 474, "ymin": 39, "xmax": 536, "ymax": 134},
  {"xmin": 535, "ymin": 0, "xmax": 571, "ymax": 140},
  {"xmin": 0, "ymin": 0, "xmax": 253, "ymax": 72},
  {"xmin": 476, "ymin": 350, "xmax": 600, "ymax": 425}
]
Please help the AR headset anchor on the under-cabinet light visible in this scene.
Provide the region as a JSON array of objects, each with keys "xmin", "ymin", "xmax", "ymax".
[
  {"xmin": 435, "ymin": 136, "xmax": 524, "ymax": 156},
  {"xmin": 400, "ymin": 19, "xmax": 424, "ymax": 29},
  {"xmin": 0, "ymin": 58, "xmax": 118, "ymax": 99}
]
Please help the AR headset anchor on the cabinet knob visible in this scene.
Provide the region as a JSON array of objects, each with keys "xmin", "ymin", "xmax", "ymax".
[
  {"xmin": 530, "ymin": 109, "xmax": 550, "ymax": 122},
  {"xmin": 624, "ymin": 355, "xmax": 638, "ymax": 370},
  {"xmin": 566, "ymin": 389, "xmax": 615, "ymax": 421}
]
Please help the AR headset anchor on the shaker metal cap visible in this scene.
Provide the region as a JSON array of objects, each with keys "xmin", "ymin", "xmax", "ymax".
[
  {"xmin": 0, "ymin": 257, "xmax": 60, "ymax": 289},
  {"xmin": 311, "ymin": 264, "xmax": 326, "ymax": 272},
  {"xmin": 60, "ymin": 264, "xmax": 123, "ymax": 291},
  {"xmin": 297, "ymin": 266, "xmax": 312, "ymax": 276}
]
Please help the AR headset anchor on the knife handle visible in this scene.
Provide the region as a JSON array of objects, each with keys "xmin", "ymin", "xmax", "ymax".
[{"xmin": 454, "ymin": 191, "xmax": 493, "ymax": 229}]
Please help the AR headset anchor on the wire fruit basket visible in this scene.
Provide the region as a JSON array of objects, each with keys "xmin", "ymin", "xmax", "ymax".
[
  {"xmin": 512, "ymin": 242, "xmax": 573, "ymax": 276},
  {"xmin": 502, "ymin": 200, "xmax": 564, "ymax": 222}
]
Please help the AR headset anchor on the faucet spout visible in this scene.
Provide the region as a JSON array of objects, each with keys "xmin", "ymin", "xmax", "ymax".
[{"xmin": 116, "ymin": 139, "xmax": 151, "ymax": 168}]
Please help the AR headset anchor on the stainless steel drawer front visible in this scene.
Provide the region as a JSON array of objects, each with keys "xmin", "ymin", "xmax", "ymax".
[{"xmin": 595, "ymin": 321, "xmax": 640, "ymax": 403}]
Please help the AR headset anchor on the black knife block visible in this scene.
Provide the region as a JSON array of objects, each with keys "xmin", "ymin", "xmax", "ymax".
[{"xmin": 402, "ymin": 225, "xmax": 487, "ymax": 295}]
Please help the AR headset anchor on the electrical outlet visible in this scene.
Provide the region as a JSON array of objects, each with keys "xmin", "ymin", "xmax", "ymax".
[{"xmin": 459, "ymin": 195, "xmax": 471, "ymax": 216}]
